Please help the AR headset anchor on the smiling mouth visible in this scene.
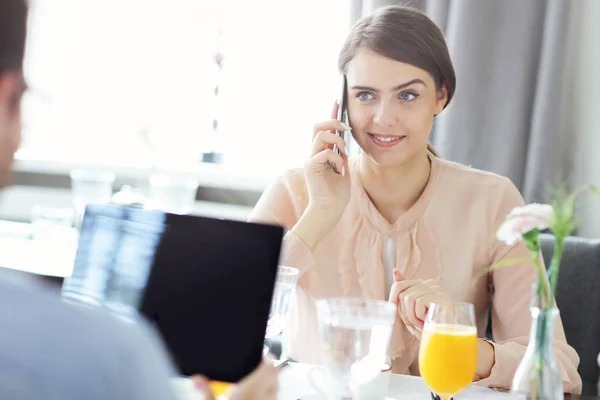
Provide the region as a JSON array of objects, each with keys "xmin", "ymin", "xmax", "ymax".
[{"xmin": 368, "ymin": 133, "xmax": 407, "ymax": 146}]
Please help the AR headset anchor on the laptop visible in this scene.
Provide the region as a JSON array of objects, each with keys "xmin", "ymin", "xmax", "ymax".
[{"xmin": 61, "ymin": 204, "xmax": 284, "ymax": 383}]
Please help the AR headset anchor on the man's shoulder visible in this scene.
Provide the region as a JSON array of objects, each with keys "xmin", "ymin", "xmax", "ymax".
[
  {"xmin": 0, "ymin": 274, "xmax": 154, "ymax": 364},
  {"xmin": 0, "ymin": 274, "xmax": 136, "ymax": 335},
  {"xmin": 0, "ymin": 273, "xmax": 177, "ymax": 399}
]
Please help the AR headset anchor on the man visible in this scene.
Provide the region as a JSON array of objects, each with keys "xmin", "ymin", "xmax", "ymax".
[{"xmin": 0, "ymin": 1, "xmax": 277, "ymax": 399}]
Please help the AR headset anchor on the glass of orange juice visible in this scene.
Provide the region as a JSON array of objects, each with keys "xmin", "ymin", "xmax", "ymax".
[{"xmin": 418, "ymin": 302, "xmax": 477, "ymax": 400}]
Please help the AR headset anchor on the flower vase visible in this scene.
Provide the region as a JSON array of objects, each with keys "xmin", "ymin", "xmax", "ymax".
[{"xmin": 511, "ymin": 286, "xmax": 563, "ymax": 400}]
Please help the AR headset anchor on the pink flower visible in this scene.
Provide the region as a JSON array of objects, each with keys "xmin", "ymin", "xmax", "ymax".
[{"xmin": 496, "ymin": 203, "xmax": 554, "ymax": 245}]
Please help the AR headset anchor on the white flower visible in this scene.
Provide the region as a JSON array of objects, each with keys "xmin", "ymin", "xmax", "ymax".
[{"xmin": 496, "ymin": 203, "xmax": 554, "ymax": 245}]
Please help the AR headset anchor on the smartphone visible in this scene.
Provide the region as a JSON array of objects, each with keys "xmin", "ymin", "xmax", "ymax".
[
  {"xmin": 274, "ymin": 357, "xmax": 291, "ymax": 369},
  {"xmin": 333, "ymin": 74, "xmax": 348, "ymax": 156}
]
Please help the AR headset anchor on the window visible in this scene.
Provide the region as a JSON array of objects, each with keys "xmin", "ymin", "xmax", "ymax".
[{"xmin": 20, "ymin": 0, "xmax": 351, "ymax": 178}]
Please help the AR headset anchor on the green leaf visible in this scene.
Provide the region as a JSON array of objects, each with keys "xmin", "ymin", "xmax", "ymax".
[
  {"xmin": 549, "ymin": 189, "xmax": 577, "ymax": 239},
  {"xmin": 472, "ymin": 257, "xmax": 531, "ymax": 285}
]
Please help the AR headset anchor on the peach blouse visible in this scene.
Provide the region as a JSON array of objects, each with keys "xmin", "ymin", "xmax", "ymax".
[{"xmin": 249, "ymin": 154, "xmax": 582, "ymax": 393}]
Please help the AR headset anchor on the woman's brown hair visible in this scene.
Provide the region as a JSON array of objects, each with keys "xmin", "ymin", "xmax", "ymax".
[{"xmin": 338, "ymin": 5, "xmax": 455, "ymax": 157}]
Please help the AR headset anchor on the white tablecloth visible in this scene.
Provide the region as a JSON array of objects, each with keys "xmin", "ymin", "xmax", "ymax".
[
  {"xmin": 277, "ymin": 363, "xmax": 508, "ymax": 399},
  {"xmin": 173, "ymin": 363, "xmax": 509, "ymax": 400},
  {"xmin": 0, "ymin": 236, "xmax": 76, "ymax": 277},
  {"xmin": 0, "ymin": 220, "xmax": 76, "ymax": 277}
]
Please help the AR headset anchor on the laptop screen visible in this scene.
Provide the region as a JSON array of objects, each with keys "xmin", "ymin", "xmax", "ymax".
[{"xmin": 62, "ymin": 204, "xmax": 284, "ymax": 382}]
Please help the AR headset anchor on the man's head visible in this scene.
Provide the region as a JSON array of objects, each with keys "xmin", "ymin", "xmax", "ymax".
[{"xmin": 0, "ymin": 0, "xmax": 28, "ymax": 186}]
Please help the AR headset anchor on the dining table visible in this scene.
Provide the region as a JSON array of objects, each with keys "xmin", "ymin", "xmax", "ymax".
[
  {"xmin": 277, "ymin": 363, "xmax": 598, "ymax": 399},
  {"xmin": 2, "ymin": 219, "xmax": 598, "ymax": 399},
  {"xmin": 171, "ymin": 362, "xmax": 599, "ymax": 400}
]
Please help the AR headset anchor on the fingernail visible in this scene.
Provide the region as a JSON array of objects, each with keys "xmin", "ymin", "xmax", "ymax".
[
  {"xmin": 341, "ymin": 166, "xmax": 346, "ymax": 176},
  {"xmin": 341, "ymin": 122, "xmax": 351, "ymax": 131},
  {"xmin": 193, "ymin": 377, "xmax": 209, "ymax": 390}
]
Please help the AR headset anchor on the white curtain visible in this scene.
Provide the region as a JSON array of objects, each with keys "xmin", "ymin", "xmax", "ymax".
[{"xmin": 565, "ymin": 0, "xmax": 600, "ymax": 238}]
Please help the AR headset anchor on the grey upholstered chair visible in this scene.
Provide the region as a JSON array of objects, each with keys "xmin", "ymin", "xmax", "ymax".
[
  {"xmin": 539, "ymin": 234, "xmax": 600, "ymax": 396},
  {"xmin": 487, "ymin": 234, "xmax": 600, "ymax": 395}
]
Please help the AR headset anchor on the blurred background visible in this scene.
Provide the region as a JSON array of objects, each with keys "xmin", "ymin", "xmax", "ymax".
[{"xmin": 1, "ymin": 0, "xmax": 599, "ymax": 238}]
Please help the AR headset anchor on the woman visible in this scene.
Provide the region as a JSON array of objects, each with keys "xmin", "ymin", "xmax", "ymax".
[{"xmin": 249, "ymin": 5, "xmax": 581, "ymax": 393}]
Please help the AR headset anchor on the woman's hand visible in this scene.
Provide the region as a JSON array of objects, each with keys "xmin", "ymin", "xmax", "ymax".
[
  {"xmin": 388, "ymin": 269, "xmax": 449, "ymax": 337},
  {"xmin": 389, "ymin": 270, "xmax": 496, "ymax": 381},
  {"xmin": 305, "ymin": 102, "xmax": 351, "ymax": 215},
  {"xmin": 291, "ymin": 102, "xmax": 352, "ymax": 251},
  {"xmin": 474, "ymin": 339, "xmax": 495, "ymax": 381}
]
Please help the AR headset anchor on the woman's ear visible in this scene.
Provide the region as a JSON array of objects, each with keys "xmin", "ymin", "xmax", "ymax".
[{"xmin": 434, "ymin": 84, "xmax": 448, "ymax": 115}]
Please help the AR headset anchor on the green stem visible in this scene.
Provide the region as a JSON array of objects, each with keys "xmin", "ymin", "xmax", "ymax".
[
  {"xmin": 548, "ymin": 237, "xmax": 564, "ymax": 303},
  {"xmin": 534, "ymin": 308, "xmax": 548, "ymax": 398},
  {"xmin": 530, "ymin": 250, "xmax": 550, "ymax": 308}
]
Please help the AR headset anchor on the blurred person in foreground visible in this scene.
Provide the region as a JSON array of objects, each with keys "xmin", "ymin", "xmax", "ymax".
[{"xmin": 0, "ymin": 1, "xmax": 277, "ymax": 399}]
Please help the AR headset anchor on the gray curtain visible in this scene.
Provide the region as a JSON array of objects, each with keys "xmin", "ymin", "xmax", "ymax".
[{"xmin": 352, "ymin": 0, "xmax": 574, "ymax": 203}]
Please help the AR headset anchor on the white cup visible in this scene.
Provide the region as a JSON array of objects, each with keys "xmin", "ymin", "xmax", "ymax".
[
  {"xmin": 307, "ymin": 357, "xmax": 392, "ymax": 400},
  {"xmin": 307, "ymin": 366, "xmax": 348, "ymax": 399},
  {"xmin": 356, "ymin": 360, "xmax": 392, "ymax": 400}
]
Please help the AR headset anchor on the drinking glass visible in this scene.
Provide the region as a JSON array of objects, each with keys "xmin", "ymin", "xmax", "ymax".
[
  {"xmin": 264, "ymin": 266, "xmax": 299, "ymax": 360},
  {"xmin": 70, "ymin": 169, "xmax": 115, "ymax": 227},
  {"xmin": 146, "ymin": 172, "xmax": 199, "ymax": 215},
  {"xmin": 418, "ymin": 302, "xmax": 478, "ymax": 400},
  {"xmin": 315, "ymin": 297, "xmax": 396, "ymax": 399},
  {"xmin": 265, "ymin": 266, "xmax": 299, "ymax": 340}
]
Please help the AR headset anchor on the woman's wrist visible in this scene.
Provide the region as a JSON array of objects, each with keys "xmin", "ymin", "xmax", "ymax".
[
  {"xmin": 291, "ymin": 206, "xmax": 340, "ymax": 252},
  {"xmin": 475, "ymin": 338, "xmax": 496, "ymax": 380}
]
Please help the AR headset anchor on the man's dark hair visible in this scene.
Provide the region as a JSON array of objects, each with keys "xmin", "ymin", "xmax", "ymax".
[{"xmin": 0, "ymin": 0, "xmax": 28, "ymax": 72}]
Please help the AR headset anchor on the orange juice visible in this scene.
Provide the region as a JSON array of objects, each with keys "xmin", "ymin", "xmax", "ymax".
[
  {"xmin": 209, "ymin": 381, "xmax": 233, "ymax": 397},
  {"xmin": 419, "ymin": 323, "xmax": 477, "ymax": 397}
]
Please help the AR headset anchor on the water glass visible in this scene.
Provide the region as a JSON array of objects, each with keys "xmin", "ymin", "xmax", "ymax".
[
  {"xmin": 265, "ymin": 266, "xmax": 299, "ymax": 340},
  {"xmin": 146, "ymin": 172, "xmax": 199, "ymax": 215},
  {"xmin": 70, "ymin": 169, "xmax": 115, "ymax": 224},
  {"xmin": 315, "ymin": 297, "xmax": 396, "ymax": 399}
]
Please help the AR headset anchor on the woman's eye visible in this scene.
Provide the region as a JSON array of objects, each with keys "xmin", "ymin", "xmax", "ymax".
[
  {"xmin": 356, "ymin": 91, "xmax": 374, "ymax": 101},
  {"xmin": 399, "ymin": 91, "xmax": 419, "ymax": 101}
]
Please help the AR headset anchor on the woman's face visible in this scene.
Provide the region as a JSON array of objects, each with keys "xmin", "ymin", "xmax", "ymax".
[{"xmin": 345, "ymin": 48, "xmax": 447, "ymax": 168}]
